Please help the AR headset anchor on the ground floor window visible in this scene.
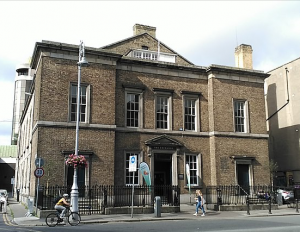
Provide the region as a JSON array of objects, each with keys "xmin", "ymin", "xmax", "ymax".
[
  {"xmin": 185, "ymin": 153, "xmax": 201, "ymax": 186},
  {"xmin": 125, "ymin": 152, "xmax": 141, "ymax": 185}
]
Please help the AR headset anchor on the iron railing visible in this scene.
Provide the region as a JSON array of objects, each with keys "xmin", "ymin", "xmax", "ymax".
[
  {"xmin": 37, "ymin": 185, "xmax": 180, "ymax": 215},
  {"xmin": 205, "ymin": 185, "xmax": 280, "ymax": 205}
]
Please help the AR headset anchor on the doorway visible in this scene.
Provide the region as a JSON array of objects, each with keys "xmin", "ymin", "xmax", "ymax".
[
  {"xmin": 67, "ymin": 166, "xmax": 85, "ymax": 197},
  {"xmin": 154, "ymin": 153, "xmax": 172, "ymax": 185},
  {"xmin": 237, "ymin": 164, "xmax": 250, "ymax": 194},
  {"xmin": 154, "ymin": 153, "xmax": 172, "ymax": 201}
]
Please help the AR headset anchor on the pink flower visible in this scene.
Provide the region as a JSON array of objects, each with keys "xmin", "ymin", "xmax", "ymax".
[{"xmin": 66, "ymin": 154, "xmax": 87, "ymax": 168}]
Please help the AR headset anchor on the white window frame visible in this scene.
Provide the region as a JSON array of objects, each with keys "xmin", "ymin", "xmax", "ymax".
[
  {"xmin": 124, "ymin": 151, "xmax": 143, "ymax": 186},
  {"xmin": 233, "ymin": 99, "xmax": 249, "ymax": 133},
  {"xmin": 155, "ymin": 92, "xmax": 172, "ymax": 130},
  {"xmin": 183, "ymin": 95, "xmax": 200, "ymax": 132},
  {"xmin": 70, "ymin": 83, "xmax": 90, "ymax": 123},
  {"xmin": 125, "ymin": 88, "xmax": 143, "ymax": 128},
  {"xmin": 185, "ymin": 153, "xmax": 202, "ymax": 187},
  {"xmin": 130, "ymin": 49, "xmax": 175, "ymax": 63}
]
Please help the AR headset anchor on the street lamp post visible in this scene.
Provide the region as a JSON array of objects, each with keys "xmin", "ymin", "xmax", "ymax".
[{"xmin": 71, "ymin": 41, "xmax": 89, "ymax": 213}]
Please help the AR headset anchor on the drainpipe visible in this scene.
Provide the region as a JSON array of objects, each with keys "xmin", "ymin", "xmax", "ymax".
[{"xmin": 266, "ymin": 67, "xmax": 290, "ymax": 121}]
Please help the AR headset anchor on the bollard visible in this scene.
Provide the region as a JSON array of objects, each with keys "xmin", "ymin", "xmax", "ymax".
[
  {"xmin": 268, "ymin": 194, "xmax": 272, "ymax": 214},
  {"xmin": 154, "ymin": 196, "xmax": 161, "ymax": 217},
  {"xmin": 296, "ymin": 199, "xmax": 299, "ymax": 213},
  {"xmin": 0, "ymin": 202, "xmax": 2, "ymax": 212},
  {"xmin": 217, "ymin": 188, "xmax": 222, "ymax": 210},
  {"xmin": 17, "ymin": 189, "xmax": 20, "ymax": 202},
  {"xmin": 246, "ymin": 195, "xmax": 250, "ymax": 215}
]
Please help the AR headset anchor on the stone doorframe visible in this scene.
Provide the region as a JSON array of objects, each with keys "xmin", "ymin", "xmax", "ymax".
[
  {"xmin": 61, "ymin": 150, "xmax": 93, "ymax": 187},
  {"xmin": 145, "ymin": 134, "xmax": 183, "ymax": 186},
  {"xmin": 230, "ymin": 155, "xmax": 255, "ymax": 192}
]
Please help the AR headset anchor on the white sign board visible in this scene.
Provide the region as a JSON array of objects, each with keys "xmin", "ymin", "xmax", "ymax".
[{"xmin": 129, "ymin": 155, "xmax": 137, "ymax": 172}]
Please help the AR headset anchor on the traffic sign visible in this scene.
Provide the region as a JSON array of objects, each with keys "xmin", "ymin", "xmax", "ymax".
[
  {"xmin": 34, "ymin": 167, "xmax": 44, "ymax": 178},
  {"xmin": 35, "ymin": 158, "xmax": 44, "ymax": 167},
  {"xmin": 129, "ymin": 155, "xmax": 137, "ymax": 172}
]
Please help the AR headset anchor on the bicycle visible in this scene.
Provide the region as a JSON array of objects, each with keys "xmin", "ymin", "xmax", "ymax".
[{"xmin": 45, "ymin": 206, "xmax": 81, "ymax": 227}]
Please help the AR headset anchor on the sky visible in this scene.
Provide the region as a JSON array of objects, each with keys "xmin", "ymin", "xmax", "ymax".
[{"xmin": 0, "ymin": 1, "xmax": 299, "ymax": 145}]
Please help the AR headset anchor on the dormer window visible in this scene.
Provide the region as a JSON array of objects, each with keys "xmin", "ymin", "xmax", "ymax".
[
  {"xmin": 128, "ymin": 49, "xmax": 176, "ymax": 63},
  {"xmin": 17, "ymin": 68, "xmax": 29, "ymax": 76},
  {"xmin": 142, "ymin": 46, "xmax": 148, "ymax": 50}
]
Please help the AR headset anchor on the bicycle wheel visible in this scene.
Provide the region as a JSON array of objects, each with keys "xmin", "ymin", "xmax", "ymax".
[
  {"xmin": 68, "ymin": 212, "xmax": 81, "ymax": 226},
  {"xmin": 45, "ymin": 213, "xmax": 59, "ymax": 227}
]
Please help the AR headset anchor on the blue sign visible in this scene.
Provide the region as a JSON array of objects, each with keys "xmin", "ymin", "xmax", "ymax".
[{"xmin": 131, "ymin": 156, "xmax": 136, "ymax": 163}]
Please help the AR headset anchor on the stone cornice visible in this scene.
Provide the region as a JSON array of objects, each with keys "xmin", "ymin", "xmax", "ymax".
[
  {"xmin": 32, "ymin": 121, "xmax": 116, "ymax": 134},
  {"xmin": 208, "ymin": 131, "xmax": 269, "ymax": 139},
  {"xmin": 31, "ymin": 121, "xmax": 268, "ymax": 139}
]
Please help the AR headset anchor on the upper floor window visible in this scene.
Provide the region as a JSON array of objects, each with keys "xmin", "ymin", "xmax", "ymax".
[
  {"xmin": 125, "ymin": 152, "xmax": 141, "ymax": 186},
  {"xmin": 156, "ymin": 96, "xmax": 169, "ymax": 129},
  {"xmin": 70, "ymin": 83, "xmax": 89, "ymax": 123},
  {"xmin": 154, "ymin": 89, "xmax": 173, "ymax": 130},
  {"xmin": 185, "ymin": 98, "xmax": 196, "ymax": 131},
  {"xmin": 233, "ymin": 99, "xmax": 248, "ymax": 133},
  {"xmin": 182, "ymin": 92, "xmax": 200, "ymax": 131},
  {"xmin": 126, "ymin": 89, "xmax": 143, "ymax": 128}
]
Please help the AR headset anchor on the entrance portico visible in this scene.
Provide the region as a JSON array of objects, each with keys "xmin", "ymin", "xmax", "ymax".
[{"xmin": 145, "ymin": 134, "xmax": 183, "ymax": 187}]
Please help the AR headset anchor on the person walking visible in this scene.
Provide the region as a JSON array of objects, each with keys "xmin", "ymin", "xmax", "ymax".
[{"xmin": 193, "ymin": 189, "xmax": 206, "ymax": 216}]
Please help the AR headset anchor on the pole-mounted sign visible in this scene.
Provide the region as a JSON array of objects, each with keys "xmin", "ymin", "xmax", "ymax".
[
  {"xmin": 129, "ymin": 155, "xmax": 137, "ymax": 218},
  {"xmin": 129, "ymin": 155, "xmax": 137, "ymax": 172},
  {"xmin": 34, "ymin": 167, "xmax": 44, "ymax": 178}
]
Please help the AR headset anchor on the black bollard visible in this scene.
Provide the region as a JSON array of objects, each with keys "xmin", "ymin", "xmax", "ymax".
[
  {"xmin": 268, "ymin": 193, "xmax": 272, "ymax": 214},
  {"xmin": 17, "ymin": 189, "xmax": 20, "ymax": 202},
  {"xmin": 246, "ymin": 195, "xmax": 250, "ymax": 215}
]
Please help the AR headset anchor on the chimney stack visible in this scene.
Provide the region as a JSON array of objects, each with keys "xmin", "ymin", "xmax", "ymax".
[
  {"xmin": 133, "ymin": 24, "xmax": 156, "ymax": 38},
  {"xmin": 235, "ymin": 44, "xmax": 253, "ymax": 69}
]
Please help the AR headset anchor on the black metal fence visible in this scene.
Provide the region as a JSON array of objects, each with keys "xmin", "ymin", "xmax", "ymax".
[
  {"xmin": 37, "ymin": 185, "xmax": 180, "ymax": 215},
  {"xmin": 205, "ymin": 185, "xmax": 280, "ymax": 206}
]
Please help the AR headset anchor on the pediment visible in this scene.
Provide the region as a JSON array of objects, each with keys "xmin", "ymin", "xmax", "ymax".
[
  {"xmin": 100, "ymin": 33, "xmax": 193, "ymax": 65},
  {"xmin": 145, "ymin": 134, "xmax": 183, "ymax": 148}
]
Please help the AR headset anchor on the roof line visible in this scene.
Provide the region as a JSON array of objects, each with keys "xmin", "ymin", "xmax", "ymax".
[{"xmin": 100, "ymin": 32, "xmax": 194, "ymax": 65}]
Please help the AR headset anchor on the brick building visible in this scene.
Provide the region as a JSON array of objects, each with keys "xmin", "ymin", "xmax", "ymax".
[{"xmin": 16, "ymin": 24, "xmax": 270, "ymax": 203}]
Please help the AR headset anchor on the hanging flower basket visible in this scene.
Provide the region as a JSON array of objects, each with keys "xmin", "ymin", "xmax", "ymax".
[{"xmin": 65, "ymin": 154, "xmax": 87, "ymax": 168}]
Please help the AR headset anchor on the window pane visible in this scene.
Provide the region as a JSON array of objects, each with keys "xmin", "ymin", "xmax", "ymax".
[
  {"xmin": 234, "ymin": 101, "xmax": 246, "ymax": 132},
  {"xmin": 126, "ymin": 93, "xmax": 140, "ymax": 127},
  {"xmin": 70, "ymin": 84, "xmax": 87, "ymax": 122},
  {"xmin": 184, "ymin": 98, "xmax": 196, "ymax": 131},
  {"xmin": 156, "ymin": 96, "xmax": 168, "ymax": 129},
  {"xmin": 186, "ymin": 155, "xmax": 198, "ymax": 185}
]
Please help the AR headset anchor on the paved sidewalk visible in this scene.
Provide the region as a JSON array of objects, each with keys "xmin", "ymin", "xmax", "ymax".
[{"xmin": 1, "ymin": 198, "xmax": 300, "ymax": 227}]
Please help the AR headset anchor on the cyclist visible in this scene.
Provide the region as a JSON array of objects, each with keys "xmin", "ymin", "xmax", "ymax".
[{"xmin": 54, "ymin": 193, "xmax": 71, "ymax": 218}]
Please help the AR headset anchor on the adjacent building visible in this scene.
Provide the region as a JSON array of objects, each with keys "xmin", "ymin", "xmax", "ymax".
[
  {"xmin": 265, "ymin": 57, "xmax": 300, "ymax": 186},
  {"xmin": 16, "ymin": 24, "xmax": 270, "ymax": 204},
  {"xmin": 11, "ymin": 63, "xmax": 35, "ymax": 145},
  {"xmin": 0, "ymin": 145, "xmax": 17, "ymax": 193}
]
